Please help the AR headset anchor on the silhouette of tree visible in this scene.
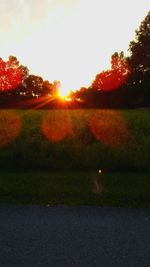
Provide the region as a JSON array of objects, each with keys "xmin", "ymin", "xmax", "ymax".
[
  {"xmin": 125, "ymin": 11, "xmax": 150, "ymax": 107},
  {"xmin": 23, "ymin": 75, "xmax": 44, "ymax": 97},
  {"xmin": 128, "ymin": 11, "xmax": 150, "ymax": 72},
  {"xmin": 43, "ymin": 80, "xmax": 54, "ymax": 96}
]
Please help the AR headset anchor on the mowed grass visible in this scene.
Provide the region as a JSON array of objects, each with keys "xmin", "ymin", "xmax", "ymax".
[
  {"xmin": 0, "ymin": 108, "xmax": 150, "ymax": 172},
  {"xmin": 0, "ymin": 171, "xmax": 149, "ymax": 208}
]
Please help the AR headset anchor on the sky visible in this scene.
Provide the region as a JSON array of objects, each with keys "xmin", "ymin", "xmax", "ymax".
[{"xmin": 0, "ymin": 0, "xmax": 149, "ymax": 95}]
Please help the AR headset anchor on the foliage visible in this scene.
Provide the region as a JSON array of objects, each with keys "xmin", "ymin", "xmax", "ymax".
[
  {"xmin": 43, "ymin": 80, "xmax": 54, "ymax": 96},
  {"xmin": 10, "ymin": 76, "xmax": 59, "ymax": 99},
  {"xmin": 0, "ymin": 55, "xmax": 62, "ymax": 103},
  {"xmin": 22, "ymin": 76, "xmax": 60, "ymax": 98},
  {"xmin": 125, "ymin": 11, "xmax": 150, "ymax": 107},
  {"xmin": 0, "ymin": 10, "xmax": 150, "ymax": 108},
  {"xmin": 71, "ymin": 12, "xmax": 150, "ymax": 108},
  {"xmin": 0, "ymin": 56, "xmax": 28, "ymax": 92},
  {"xmin": 128, "ymin": 11, "xmax": 150, "ymax": 72},
  {"xmin": 92, "ymin": 52, "xmax": 130, "ymax": 91},
  {"xmin": 70, "ymin": 53, "xmax": 131, "ymax": 108},
  {"xmin": 24, "ymin": 75, "xmax": 44, "ymax": 96}
]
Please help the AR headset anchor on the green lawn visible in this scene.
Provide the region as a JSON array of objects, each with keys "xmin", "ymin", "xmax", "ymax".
[
  {"xmin": 0, "ymin": 171, "xmax": 149, "ymax": 208},
  {"xmin": 0, "ymin": 109, "xmax": 150, "ymax": 172},
  {"xmin": 0, "ymin": 109, "xmax": 149, "ymax": 208}
]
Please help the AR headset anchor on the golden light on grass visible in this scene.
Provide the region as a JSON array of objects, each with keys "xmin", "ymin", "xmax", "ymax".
[
  {"xmin": 89, "ymin": 110, "xmax": 129, "ymax": 147},
  {"xmin": 0, "ymin": 110, "xmax": 21, "ymax": 148},
  {"xmin": 41, "ymin": 110, "xmax": 72, "ymax": 142}
]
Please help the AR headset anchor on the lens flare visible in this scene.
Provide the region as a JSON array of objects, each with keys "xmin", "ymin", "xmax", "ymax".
[
  {"xmin": 89, "ymin": 110, "xmax": 129, "ymax": 147},
  {"xmin": 0, "ymin": 110, "xmax": 21, "ymax": 148},
  {"xmin": 41, "ymin": 110, "xmax": 72, "ymax": 142}
]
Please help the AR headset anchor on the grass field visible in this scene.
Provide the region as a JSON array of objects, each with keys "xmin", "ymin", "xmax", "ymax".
[
  {"xmin": 0, "ymin": 171, "xmax": 149, "ymax": 208},
  {"xmin": 0, "ymin": 109, "xmax": 150, "ymax": 172},
  {"xmin": 0, "ymin": 108, "xmax": 150, "ymax": 207}
]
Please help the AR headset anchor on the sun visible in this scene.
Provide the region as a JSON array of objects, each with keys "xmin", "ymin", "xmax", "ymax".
[
  {"xmin": 57, "ymin": 82, "xmax": 72, "ymax": 99},
  {"xmin": 59, "ymin": 88, "xmax": 69, "ymax": 98},
  {"xmin": 58, "ymin": 89, "xmax": 72, "ymax": 101}
]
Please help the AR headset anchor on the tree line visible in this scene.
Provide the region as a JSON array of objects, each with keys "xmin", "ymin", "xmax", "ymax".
[
  {"xmin": 71, "ymin": 11, "xmax": 150, "ymax": 108},
  {"xmin": 0, "ymin": 10, "xmax": 149, "ymax": 108}
]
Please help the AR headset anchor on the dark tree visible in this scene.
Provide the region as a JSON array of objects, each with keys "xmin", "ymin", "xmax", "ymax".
[
  {"xmin": 23, "ymin": 75, "xmax": 44, "ymax": 97},
  {"xmin": 128, "ymin": 11, "xmax": 150, "ymax": 72},
  {"xmin": 43, "ymin": 80, "xmax": 54, "ymax": 96},
  {"xmin": 125, "ymin": 11, "xmax": 150, "ymax": 107}
]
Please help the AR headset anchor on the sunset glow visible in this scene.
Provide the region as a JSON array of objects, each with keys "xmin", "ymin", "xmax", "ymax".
[
  {"xmin": 0, "ymin": 0, "xmax": 149, "ymax": 96},
  {"xmin": 41, "ymin": 110, "xmax": 72, "ymax": 142},
  {"xmin": 58, "ymin": 83, "xmax": 72, "ymax": 98},
  {"xmin": 89, "ymin": 110, "xmax": 129, "ymax": 147},
  {"xmin": 0, "ymin": 110, "xmax": 21, "ymax": 148}
]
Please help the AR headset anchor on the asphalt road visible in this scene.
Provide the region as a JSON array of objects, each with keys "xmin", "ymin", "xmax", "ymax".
[{"xmin": 0, "ymin": 204, "xmax": 150, "ymax": 267}]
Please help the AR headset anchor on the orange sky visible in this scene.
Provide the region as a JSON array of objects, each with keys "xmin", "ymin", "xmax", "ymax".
[{"xmin": 0, "ymin": 0, "xmax": 149, "ymax": 95}]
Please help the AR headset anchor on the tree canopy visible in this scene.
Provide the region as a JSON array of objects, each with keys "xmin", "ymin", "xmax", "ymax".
[
  {"xmin": 0, "ymin": 56, "xmax": 28, "ymax": 92},
  {"xmin": 0, "ymin": 11, "xmax": 150, "ymax": 108},
  {"xmin": 128, "ymin": 11, "xmax": 150, "ymax": 72},
  {"xmin": 125, "ymin": 11, "xmax": 150, "ymax": 107},
  {"xmin": 92, "ymin": 52, "xmax": 130, "ymax": 91}
]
